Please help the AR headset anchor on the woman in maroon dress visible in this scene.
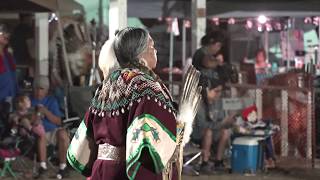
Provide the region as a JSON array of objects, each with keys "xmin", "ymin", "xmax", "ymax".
[{"xmin": 68, "ymin": 28, "xmax": 179, "ymax": 180}]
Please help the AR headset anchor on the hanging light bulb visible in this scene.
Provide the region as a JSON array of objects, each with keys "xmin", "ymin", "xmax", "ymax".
[
  {"xmin": 165, "ymin": 17, "xmax": 173, "ymax": 22},
  {"xmin": 304, "ymin": 17, "xmax": 312, "ymax": 24},
  {"xmin": 212, "ymin": 17, "xmax": 219, "ymax": 25},
  {"xmin": 266, "ymin": 23, "xmax": 272, "ymax": 32},
  {"xmin": 275, "ymin": 22, "xmax": 282, "ymax": 31},
  {"xmin": 257, "ymin": 24, "xmax": 263, "ymax": 32},
  {"xmin": 184, "ymin": 20, "xmax": 191, "ymax": 28},
  {"xmin": 257, "ymin": 15, "xmax": 268, "ymax": 24},
  {"xmin": 228, "ymin": 18, "xmax": 235, "ymax": 24},
  {"xmin": 313, "ymin": 17, "xmax": 319, "ymax": 26},
  {"xmin": 246, "ymin": 20, "xmax": 253, "ymax": 29},
  {"xmin": 49, "ymin": 13, "xmax": 58, "ymax": 22}
]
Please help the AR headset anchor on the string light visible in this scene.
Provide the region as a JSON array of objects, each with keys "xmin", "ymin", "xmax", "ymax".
[
  {"xmin": 313, "ymin": 17, "xmax": 319, "ymax": 26},
  {"xmin": 304, "ymin": 17, "xmax": 312, "ymax": 24},
  {"xmin": 49, "ymin": 13, "xmax": 58, "ymax": 23},
  {"xmin": 228, "ymin": 18, "xmax": 235, "ymax": 24},
  {"xmin": 275, "ymin": 22, "xmax": 282, "ymax": 31},
  {"xmin": 212, "ymin": 17, "xmax": 220, "ymax": 25},
  {"xmin": 257, "ymin": 15, "xmax": 268, "ymax": 24},
  {"xmin": 204, "ymin": 16, "xmax": 300, "ymax": 32},
  {"xmin": 246, "ymin": 20, "xmax": 253, "ymax": 29},
  {"xmin": 184, "ymin": 20, "xmax": 191, "ymax": 28},
  {"xmin": 257, "ymin": 24, "xmax": 263, "ymax": 32},
  {"xmin": 165, "ymin": 17, "xmax": 172, "ymax": 22},
  {"xmin": 266, "ymin": 23, "xmax": 273, "ymax": 32}
]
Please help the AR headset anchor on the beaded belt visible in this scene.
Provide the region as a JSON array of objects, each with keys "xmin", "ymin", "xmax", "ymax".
[{"xmin": 97, "ymin": 143, "xmax": 125, "ymax": 161}]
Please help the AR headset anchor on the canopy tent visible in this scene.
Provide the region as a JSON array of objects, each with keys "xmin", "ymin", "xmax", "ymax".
[
  {"xmin": 0, "ymin": 0, "xmax": 84, "ymax": 15},
  {"xmin": 0, "ymin": 0, "xmax": 85, "ymax": 86},
  {"xmin": 128, "ymin": 0, "xmax": 190, "ymax": 18},
  {"xmin": 207, "ymin": 0, "xmax": 320, "ymax": 18},
  {"xmin": 209, "ymin": 11, "xmax": 320, "ymax": 19},
  {"xmin": 30, "ymin": 0, "xmax": 84, "ymax": 15},
  {"xmin": 0, "ymin": 0, "xmax": 51, "ymax": 12},
  {"xmin": 127, "ymin": 0, "xmax": 320, "ymax": 18}
]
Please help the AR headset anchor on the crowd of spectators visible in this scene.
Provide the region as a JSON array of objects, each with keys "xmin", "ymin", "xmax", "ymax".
[
  {"xmin": 189, "ymin": 30, "xmax": 279, "ymax": 174},
  {"xmin": 0, "ymin": 22, "xmax": 70, "ymax": 179}
]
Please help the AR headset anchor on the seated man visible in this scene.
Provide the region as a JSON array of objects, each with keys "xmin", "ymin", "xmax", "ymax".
[
  {"xmin": 30, "ymin": 75, "xmax": 69, "ymax": 179},
  {"xmin": 192, "ymin": 77, "xmax": 236, "ymax": 174}
]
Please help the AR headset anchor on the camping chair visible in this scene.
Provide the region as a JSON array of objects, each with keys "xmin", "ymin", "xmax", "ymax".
[
  {"xmin": 0, "ymin": 136, "xmax": 23, "ymax": 179},
  {"xmin": 183, "ymin": 142, "xmax": 202, "ymax": 175},
  {"xmin": 46, "ymin": 85, "xmax": 95, "ymax": 168},
  {"xmin": 62, "ymin": 85, "xmax": 95, "ymax": 135},
  {"xmin": 0, "ymin": 147, "xmax": 20, "ymax": 179},
  {"xmin": 0, "ymin": 120, "xmax": 37, "ymax": 179},
  {"xmin": 53, "ymin": 85, "xmax": 95, "ymax": 136}
]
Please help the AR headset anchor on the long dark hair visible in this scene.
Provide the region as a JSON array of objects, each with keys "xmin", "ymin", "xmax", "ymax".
[
  {"xmin": 113, "ymin": 27, "xmax": 158, "ymax": 80},
  {"xmin": 201, "ymin": 76, "xmax": 224, "ymax": 121}
]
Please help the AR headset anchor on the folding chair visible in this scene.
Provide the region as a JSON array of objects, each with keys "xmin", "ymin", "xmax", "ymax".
[
  {"xmin": 0, "ymin": 148, "xmax": 20, "ymax": 179},
  {"xmin": 62, "ymin": 86, "xmax": 95, "ymax": 135},
  {"xmin": 182, "ymin": 141, "xmax": 202, "ymax": 176},
  {"xmin": 0, "ymin": 136, "xmax": 22, "ymax": 179}
]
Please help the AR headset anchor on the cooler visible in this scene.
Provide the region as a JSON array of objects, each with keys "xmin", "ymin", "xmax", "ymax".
[{"xmin": 231, "ymin": 136, "xmax": 264, "ymax": 174}]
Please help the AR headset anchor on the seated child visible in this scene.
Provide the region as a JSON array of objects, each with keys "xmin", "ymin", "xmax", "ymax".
[
  {"xmin": 9, "ymin": 95, "xmax": 45, "ymax": 137},
  {"xmin": 234, "ymin": 105, "xmax": 280, "ymax": 168}
]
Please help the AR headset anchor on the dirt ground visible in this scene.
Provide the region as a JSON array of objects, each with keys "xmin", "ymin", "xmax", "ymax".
[{"xmin": 1, "ymin": 157, "xmax": 320, "ymax": 180}]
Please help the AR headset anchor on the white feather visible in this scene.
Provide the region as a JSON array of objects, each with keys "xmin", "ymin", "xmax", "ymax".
[
  {"xmin": 177, "ymin": 66, "xmax": 202, "ymax": 147},
  {"xmin": 98, "ymin": 38, "xmax": 120, "ymax": 78},
  {"xmin": 177, "ymin": 104, "xmax": 194, "ymax": 145}
]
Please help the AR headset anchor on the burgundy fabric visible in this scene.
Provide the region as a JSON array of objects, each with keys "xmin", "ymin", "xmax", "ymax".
[
  {"xmin": 0, "ymin": 49, "xmax": 16, "ymax": 74},
  {"xmin": 0, "ymin": 148, "xmax": 20, "ymax": 158},
  {"xmin": 88, "ymin": 96, "xmax": 177, "ymax": 180},
  {"xmin": 86, "ymin": 74, "xmax": 177, "ymax": 180}
]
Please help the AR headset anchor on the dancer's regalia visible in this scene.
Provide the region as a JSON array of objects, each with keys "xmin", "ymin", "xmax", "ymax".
[{"xmin": 67, "ymin": 38, "xmax": 201, "ymax": 180}]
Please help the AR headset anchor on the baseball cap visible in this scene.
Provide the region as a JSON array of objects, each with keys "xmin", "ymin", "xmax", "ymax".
[{"xmin": 33, "ymin": 75, "xmax": 50, "ymax": 89}]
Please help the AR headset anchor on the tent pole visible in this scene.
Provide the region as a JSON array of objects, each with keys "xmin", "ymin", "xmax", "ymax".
[
  {"xmin": 286, "ymin": 18, "xmax": 290, "ymax": 71},
  {"xmin": 56, "ymin": 14, "xmax": 73, "ymax": 85},
  {"xmin": 264, "ymin": 30, "xmax": 269, "ymax": 64},
  {"xmin": 169, "ymin": 25, "xmax": 174, "ymax": 93},
  {"xmin": 182, "ymin": 20, "xmax": 186, "ymax": 68},
  {"xmin": 317, "ymin": 17, "xmax": 320, "ymax": 75}
]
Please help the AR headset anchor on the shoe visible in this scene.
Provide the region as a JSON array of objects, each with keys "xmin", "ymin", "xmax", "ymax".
[
  {"xmin": 56, "ymin": 168, "xmax": 69, "ymax": 179},
  {"xmin": 214, "ymin": 160, "xmax": 225, "ymax": 171},
  {"xmin": 199, "ymin": 162, "xmax": 216, "ymax": 175},
  {"xmin": 182, "ymin": 165, "xmax": 200, "ymax": 176},
  {"xmin": 34, "ymin": 167, "xmax": 48, "ymax": 179},
  {"xmin": 265, "ymin": 159, "xmax": 276, "ymax": 169}
]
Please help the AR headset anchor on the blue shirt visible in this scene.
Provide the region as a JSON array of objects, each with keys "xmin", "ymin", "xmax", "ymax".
[
  {"xmin": 0, "ymin": 54, "xmax": 17, "ymax": 102},
  {"xmin": 31, "ymin": 96, "xmax": 63, "ymax": 132}
]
